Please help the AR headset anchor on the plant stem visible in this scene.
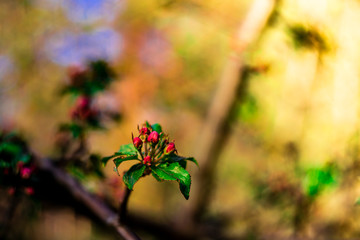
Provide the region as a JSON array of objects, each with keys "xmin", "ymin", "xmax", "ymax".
[
  {"xmin": 119, "ymin": 187, "xmax": 132, "ymax": 224},
  {"xmin": 144, "ymin": 141, "xmax": 148, "ymax": 156}
]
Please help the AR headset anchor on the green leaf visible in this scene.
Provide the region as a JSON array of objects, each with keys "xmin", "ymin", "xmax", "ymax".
[
  {"xmin": 118, "ymin": 144, "xmax": 138, "ymax": 156},
  {"xmin": 114, "ymin": 155, "xmax": 139, "ymax": 168},
  {"xmin": 180, "ymin": 180, "xmax": 191, "ymax": 200},
  {"xmin": 123, "ymin": 163, "xmax": 146, "ymax": 190},
  {"xmin": 89, "ymin": 154, "xmax": 104, "ymax": 178},
  {"xmin": 0, "ymin": 142, "xmax": 21, "ymax": 154},
  {"xmin": 102, "ymin": 155, "xmax": 115, "ymax": 166},
  {"xmin": 59, "ymin": 123, "xmax": 84, "ymax": 138},
  {"xmin": 113, "ymin": 166, "xmax": 120, "ymax": 176},
  {"xmin": 0, "ymin": 161, "xmax": 10, "ymax": 168},
  {"xmin": 152, "ymin": 163, "xmax": 191, "ymax": 199},
  {"xmin": 151, "ymin": 171, "xmax": 162, "ymax": 182},
  {"xmin": 152, "ymin": 164, "xmax": 178, "ymax": 181},
  {"xmin": 151, "ymin": 123, "xmax": 162, "ymax": 134},
  {"xmin": 237, "ymin": 94, "xmax": 258, "ymax": 122},
  {"xmin": 287, "ymin": 24, "xmax": 328, "ymax": 52},
  {"xmin": 302, "ymin": 165, "xmax": 338, "ymax": 197},
  {"xmin": 102, "ymin": 148, "xmax": 140, "ymax": 168},
  {"xmin": 102, "ymin": 152, "xmax": 126, "ymax": 166},
  {"xmin": 113, "ymin": 155, "xmax": 139, "ymax": 174},
  {"xmin": 179, "ymin": 160, "xmax": 187, "ymax": 169},
  {"xmin": 162, "ymin": 153, "xmax": 199, "ymax": 168},
  {"xmin": 19, "ymin": 154, "xmax": 31, "ymax": 164},
  {"xmin": 68, "ymin": 166, "xmax": 87, "ymax": 181},
  {"xmin": 185, "ymin": 157, "xmax": 199, "ymax": 167}
]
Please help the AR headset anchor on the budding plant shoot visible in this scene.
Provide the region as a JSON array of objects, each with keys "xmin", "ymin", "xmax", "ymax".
[{"xmin": 102, "ymin": 122, "xmax": 198, "ymax": 200}]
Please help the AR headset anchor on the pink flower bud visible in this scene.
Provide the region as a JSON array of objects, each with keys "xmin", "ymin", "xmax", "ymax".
[
  {"xmin": 24, "ymin": 187, "xmax": 34, "ymax": 195},
  {"xmin": 143, "ymin": 156, "xmax": 151, "ymax": 166},
  {"xmin": 165, "ymin": 142, "xmax": 176, "ymax": 154},
  {"xmin": 77, "ymin": 96, "xmax": 91, "ymax": 109},
  {"xmin": 133, "ymin": 137, "xmax": 143, "ymax": 149},
  {"xmin": 71, "ymin": 96, "xmax": 98, "ymax": 121},
  {"xmin": 139, "ymin": 127, "xmax": 150, "ymax": 135},
  {"xmin": 20, "ymin": 167, "xmax": 32, "ymax": 179},
  {"xmin": 147, "ymin": 131, "xmax": 159, "ymax": 144}
]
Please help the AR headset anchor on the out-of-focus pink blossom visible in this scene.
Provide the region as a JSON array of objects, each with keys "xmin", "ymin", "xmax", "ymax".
[
  {"xmin": 24, "ymin": 187, "xmax": 34, "ymax": 195},
  {"xmin": 20, "ymin": 167, "xmax": 32, "ymax": 179}
]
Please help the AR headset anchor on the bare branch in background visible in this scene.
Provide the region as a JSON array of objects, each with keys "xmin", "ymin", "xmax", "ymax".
[
  {"xmin": 35, "ymin": 156, "xmax": 141, "ymax": 240},
  {"xmin": 188, "ymin": 0, "xmax": 278, "ymax": 225}
]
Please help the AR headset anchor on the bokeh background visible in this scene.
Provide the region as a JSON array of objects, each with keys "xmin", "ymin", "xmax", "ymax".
[{"xmin": 2, "ymin": 0, "xmax": 360, "ymax": 239}]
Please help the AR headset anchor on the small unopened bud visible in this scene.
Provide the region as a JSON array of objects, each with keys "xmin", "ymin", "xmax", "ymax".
[
  {"xmin": 133, "ymin": 137, "xmax": 143, "ymax": 149},
  {"xmin": 139, "ymin": 127, "xmax": 150, "ymax": 135},
  {"xmin": 77, "ymin": 96, "xmax": 91, "ymax": 109},
  {"xmin": 143, "ymin": 156, "xmax": 151, "ymax": 166},
  {"xmin": 147, "ymin": 131, "xmax": 159, "ymax": 144},
  {"xmin": 71, "ymin": 96, "xmax": 98, "ymax": 121},
  {"xmin": 24, "ymin": 187, "xmax": 34, "ymax": 195},
  {"xmin": 20, "ymin": 167, "xmax": 32, "ymax": 179},
  {"xmin": 165, "ymin": 142, "xmax": 176, "ymax": 154}
]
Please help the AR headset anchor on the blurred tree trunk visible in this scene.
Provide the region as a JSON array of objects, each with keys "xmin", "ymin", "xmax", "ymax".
[{"xmin": 186, "ymin": 0, "xmax": 279, "ymax": 227}]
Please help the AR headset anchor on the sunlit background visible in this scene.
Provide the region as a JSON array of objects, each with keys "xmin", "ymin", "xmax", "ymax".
[{"xmin": 2, "ymin": 0, "xmax": 360, "ymax": 239}]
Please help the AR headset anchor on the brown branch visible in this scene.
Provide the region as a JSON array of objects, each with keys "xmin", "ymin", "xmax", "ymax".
[
  {"xmin": 32, "ymin": 155, "xmax": 217, "ymax": 239},
  {"xmin": 187, "ymin": 0, "xmax": 278, "ymax": 224},
  {"xmin": 34, "ymin": 156, "xmax": 141, "ymax": 240}
]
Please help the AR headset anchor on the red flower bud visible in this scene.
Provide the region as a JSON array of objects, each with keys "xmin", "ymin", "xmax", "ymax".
[
  {"xmin": 24, "ymin": 187, "xmax": 34, "ymax": 195},
  {"xmin": 165, "ymin": 142, "xmax": 176, "ymax": 154},
  {"xmin": 147, "ymin": 131, "xmax": 159, "ymax": 144},
  {"xmin": 143, "ymin": 156, "xmax": 151, "ymax": 166},
  {"xmin": 20, "ymin": 167, "xmax": 32, "ymax": 179},
  {"xmin": 77, "ymin": 96, "xmax": 91, "ymax": 109},
  {"xmin": 71, "ymin": 96, "xmax": 99, "ymax": 121},
  {"xmin": 133, "ymin": 137, "xmax": 143, "ymax": 149},
  {"xmin": 139, "ymin": 127, "xmax": 150, "ymax": 135}
]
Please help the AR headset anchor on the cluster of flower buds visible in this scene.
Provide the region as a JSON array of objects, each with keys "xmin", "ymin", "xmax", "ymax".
[
  {"xmin": 8, "ymin": 186, "xmax": 34, "ymax": 196},
  {"xmin": 2, "ymin": 161, "xmax": 36, "ymax": 196},
  {"xmin": 70, "ymin": 96, "xmax": 99, "ymax": 123},
  {"xmin": 132, "ymin": 125, "xmax": 177, "ymax": 166}
]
